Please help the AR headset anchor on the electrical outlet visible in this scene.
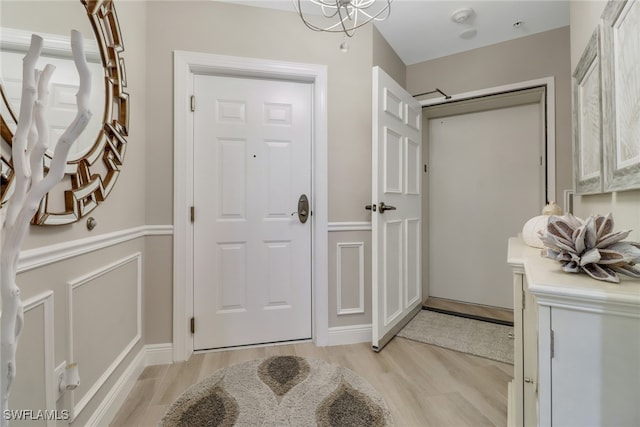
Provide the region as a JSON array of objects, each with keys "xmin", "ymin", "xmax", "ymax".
[{"xmin": 54, "ymin": 361, "xmax": 67, "ymax": 401}]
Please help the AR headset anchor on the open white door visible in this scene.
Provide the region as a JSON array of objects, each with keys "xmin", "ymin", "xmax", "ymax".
[{"xmin": 371, "ymin": 66, "xmax": 422, "ymax": 351}]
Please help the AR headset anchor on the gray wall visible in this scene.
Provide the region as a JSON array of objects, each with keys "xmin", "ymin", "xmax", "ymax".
[
  {"xmin": 1, "ymin": 1, "xmax": 149, "ymax": 425},
  {"xmin": 407, "ymin": 27, "xmax": 572, "ymax": 298},
  {"xmin": 143, "ymin": 1, "xmax": 383, "ymax": 333},
  {"xmin": 6, "ymin": 1, "xmax": 622, "ymax": 423},
  {"xmin": 407, "ymin": 26, "xmax": 573, "ymax": 203},
  {"xmin": 145, "ymin": 1, "xmax": 374, "ymax": 224},
  {"xmin": 2, "ymin": 1, "xmax": 148, "ymax": 249},
  {"xmin": 570, "ymin": 1, "xmax": 640, "ymax": 240},
  {"xmin": 372, "ymin": 26, "xmax": 406, "ymax": 87}
]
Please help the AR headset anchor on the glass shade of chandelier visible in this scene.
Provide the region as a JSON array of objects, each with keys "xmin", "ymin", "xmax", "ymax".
[{"xmin": 293, "ymin": 0, "xmax": 392, "ymax": 50}]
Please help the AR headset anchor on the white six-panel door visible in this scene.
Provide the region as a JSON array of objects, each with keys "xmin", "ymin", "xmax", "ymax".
[
  {"xmin": 193, "ymin": 74, "xmax": 312, "ymax": 350},
  {"xmin": 372, "ymin": 67, "xmax": 422, "ymax": 350}
]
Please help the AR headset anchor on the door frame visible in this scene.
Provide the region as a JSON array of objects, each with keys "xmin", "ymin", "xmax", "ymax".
[
  {"xmin": 419, "ymin": 76, "xmax": 556, "ymax": 302},
  {"xmin": 420, "ymin": 77, "xmax": 556, "ymax": 203},
  {"xmin": 172, "ymin": 51, "xmax": 328, "ymax": 362}
]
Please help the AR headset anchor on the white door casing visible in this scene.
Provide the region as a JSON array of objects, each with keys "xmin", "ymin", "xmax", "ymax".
[
  {"xmin": 371, "ymin": 66, "xmax": 422, "ymax": 351},
  {"xmin": 419, "ymin": 78, "xmax": 556, "ymax": 309},
  {"xmin": 193, "ymin": 74, "xmax": 312, "ymax": 349}
]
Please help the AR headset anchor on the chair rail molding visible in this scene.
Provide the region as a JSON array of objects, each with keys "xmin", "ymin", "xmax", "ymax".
[
  {"xmin": 17, "ymin": 225, "xmax": 173, "ymax": 273},
  {"xmin": 328, "ymin": 221, "xmax": 372, "ymax": 232}
]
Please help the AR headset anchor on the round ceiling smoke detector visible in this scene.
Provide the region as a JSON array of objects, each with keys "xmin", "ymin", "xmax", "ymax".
[{"xmin": 451, "ymin": 8, "xmax": 474, "ymax": 24}]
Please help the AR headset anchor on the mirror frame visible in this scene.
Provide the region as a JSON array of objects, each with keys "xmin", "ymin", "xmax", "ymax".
[{"xmin": 0, "ymin": 0, "xmax": 129, "ymax": 225}]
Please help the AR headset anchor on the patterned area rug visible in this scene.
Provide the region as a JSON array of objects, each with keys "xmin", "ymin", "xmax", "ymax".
[
  {"xmin": 397, "ymin": 310, "xmax": 514, "ymax": 364},
  {"xmin": 160, "ymin": 356, "xmax": 393, "ymax": 426}
]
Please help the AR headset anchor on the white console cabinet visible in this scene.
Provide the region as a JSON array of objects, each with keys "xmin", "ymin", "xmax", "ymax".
[{"xmin": 507, "ymin": 237, "xmax": 640, "ymax": 427}]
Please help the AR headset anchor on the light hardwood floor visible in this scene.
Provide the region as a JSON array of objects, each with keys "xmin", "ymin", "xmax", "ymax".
[{"xmin": 111, "ymin": 337, "xmax": 513, "ymax": 426}]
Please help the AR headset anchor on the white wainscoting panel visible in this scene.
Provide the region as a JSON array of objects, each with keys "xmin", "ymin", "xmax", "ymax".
[
  {"xmin": 336, "ymin": 242, "xmax": 365, "ymax": 316},
  {"xmin": 10, "ymin": 291, "xmax": 56, "ymax": 427},
  {"xmin": 66, "ymin": 252, "xmax": 142, "ymax": 421}
]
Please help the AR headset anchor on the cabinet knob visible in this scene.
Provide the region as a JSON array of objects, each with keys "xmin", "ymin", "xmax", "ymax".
[{"xmin": 524, "ymin": 377, "xmax": 534, "ymax": 384}]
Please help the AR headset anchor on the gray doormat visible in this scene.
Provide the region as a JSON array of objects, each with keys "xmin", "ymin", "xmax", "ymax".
[{"xmin": 397, "ymin": 310, "xmax": 514, "ymax": 364}]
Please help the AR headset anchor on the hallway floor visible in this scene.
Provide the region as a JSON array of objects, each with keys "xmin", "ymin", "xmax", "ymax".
[{"xmin": 111, "ymin": 337, "xmax": 513, "ymax": 426}]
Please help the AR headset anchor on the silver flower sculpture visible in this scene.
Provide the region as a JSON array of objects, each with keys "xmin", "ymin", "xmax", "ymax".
[{"xmin": 540, "ymin": 213, "xmax": 640, "ymax": 283}]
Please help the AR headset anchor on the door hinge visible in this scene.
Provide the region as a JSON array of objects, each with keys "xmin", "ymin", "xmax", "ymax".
[
  {"xmin": 550, "ymin": 329, "xmax": 555, "ymax": 358},
  {"xmin": 190, "ymin": 206, "xmax": 195, "ymax": 223},
  {"xmin": 522, "ymin": 288, "xmax": 526, "ymax": 310},
  {"xmin": 190, "ymin": 317, "xmax": 195, "ymax": 334},
  {"xmin": 190, "ymin": 95, "xmax": 196, "ymax": 112}
]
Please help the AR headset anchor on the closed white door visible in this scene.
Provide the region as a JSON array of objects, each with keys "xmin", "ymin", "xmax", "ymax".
[
  {"xmin": 193, "ymin": 74, "xmax": 312, "ymax": 350},
  {"xmin": 428, "ymin": 103, "xmax": 542, "ymax": 309},
  {"xmin": 371, "ymin": 67, "xmax": 423, "ymax": 351}
]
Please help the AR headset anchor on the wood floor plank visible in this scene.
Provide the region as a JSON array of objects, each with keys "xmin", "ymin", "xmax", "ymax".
[
  {"xmin": 138, "ymin": 405, "xmax": 167, "ymax": 427},
  {"xmin": 150, "ymin": 355, "xmax": 205, "ymax": 406},
  {"xmin": 111, "ymin": 337, "xmax": 513, "ymax": 426}
]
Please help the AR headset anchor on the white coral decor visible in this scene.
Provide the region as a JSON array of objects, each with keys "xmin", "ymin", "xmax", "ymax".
[{"xmin": 540, "ymin": 213, "xmax": 640, "ymax": 283}]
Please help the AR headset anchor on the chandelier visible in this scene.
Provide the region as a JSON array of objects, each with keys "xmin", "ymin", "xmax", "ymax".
[{"xmin": 293, "ymin": 0, "xmax": 392, "ymax": 50}]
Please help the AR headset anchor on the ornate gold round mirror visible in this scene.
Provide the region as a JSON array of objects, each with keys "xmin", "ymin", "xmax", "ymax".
[{"xmin": 0, "ymin": 0, "xmax": 128, "ymax": 225}]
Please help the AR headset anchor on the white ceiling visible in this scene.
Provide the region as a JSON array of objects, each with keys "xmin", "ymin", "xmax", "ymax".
[{"xmin": 217, "ymin": 0, "xmax": 570, "ymax": 65}]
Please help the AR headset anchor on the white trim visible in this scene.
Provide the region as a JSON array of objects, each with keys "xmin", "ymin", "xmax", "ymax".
[
  {"xmin": 83, "ymin": 343, "xmax": 173, "ymax": 427},
  {"xmin": 17, "ymin": 225, "xmax": 172, "ymax": 273},
  {"xmin": 173, "ymin": 51, "xmax": 329, "ymax": 361},
  {"xmin": 328, "ymin": 221, "xmax": 372, "ymax": 232},
  {"xmin": 66, "ymin": 253, "xmax": 143, "ymax": 421},
  {"xmin": 327, "ymin": 324, "xmax": 372, "ymax": 346},
  {"xmin": 83, "ymin": 347, "xmax": 146, "ymax": 427},
  {"xmin": 420, "ymin": 77, "xmax": 557, "ymax": 203},
  {"xmin": 563, "ymin": 189, "xmax": 574, "ymax": 215},
  {"xmin": 22, "ymin": 291, "xmax": 56, "ymax": 427},
  {"xmin": 336, "ymin": 242, "xmax": 365, "ymax": 315},
  {"xmin": 144, "ymin": 343, "xmax": 174, "ymax": 366}
]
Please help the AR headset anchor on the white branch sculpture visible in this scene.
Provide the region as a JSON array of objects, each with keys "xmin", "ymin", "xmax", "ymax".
[{"xmin": 0, "ymin": 30, "xmax": 91, "ymax": 426}]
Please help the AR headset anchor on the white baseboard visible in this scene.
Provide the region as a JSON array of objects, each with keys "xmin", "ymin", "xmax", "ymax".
[
  {"xmin": 85, "ymin": 343, "xmax": 173, "ymax": 426},
  {"xmin": 85, "ymin": 347, "xmax": 146, "ymax": 427},
  {"xmin": 145, "ymin": 343, "xmax": 174, "ymax": 366},
  {"xmin": 327, "ymin": 324, "xmax": 372, "ymax": 346}
]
